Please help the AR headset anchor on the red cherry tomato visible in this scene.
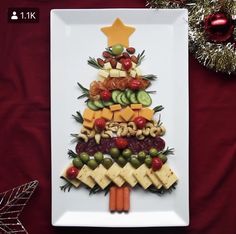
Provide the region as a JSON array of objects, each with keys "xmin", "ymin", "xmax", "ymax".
[
  {"xmin": 115, "ymin": 137, "xmax": 128, "ymax": 149},
  {"xmin": 134, "ymin": 116, "xmax": 147, "ymax": 129},
  {"xmin": 66, "ymin": 166, "xmax": 79, "ymax": 180},
  {"xmin": 100, "ymin": 90, "xmax": 112, "ymax": 101},
  {"xmin": 94, "ymin": 118, "xmax": 106, "ymax": 132},
  {"xmin": 129, "ymin": 79, "xmax": 141, "ymax": 90},
  {"xmin": 151, "ymin": 157, "xmax": 163, "ymax": 171},
  {"xmin": 122, "ymin": 58, "xmax": 132, "ymax": 70}
]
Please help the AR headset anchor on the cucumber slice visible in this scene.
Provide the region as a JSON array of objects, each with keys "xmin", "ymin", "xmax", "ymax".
[
  {"xmin": 130, "ymin": 93, "xmax": 138, "ymax": 104},
  {"xmin": 125, "ymin": 89, "xmax": 133, "ymax": 99},
  {"xmin": 121, "ymin": 93, "xmax": 130, "ymax": 105},
  {"xmin": 112, "ymin": 90, "xmax": 122, "ymax": 103},
  {"xmin": 93, "ymin": 100, "xmax": 105, "ymax": 108},
  {"xmin": 103, "ymin": 101, "xmax": 114, "ymax": 107},
  {"xmin": 117, "ymin": 92, "xmax": 126, "ymax": 105},
  {"xmin": 136, "ymin": 90, "xmax": 152, "ymax": 106},
  {"xmin": 87, "ymin": 100, "xmax": 99, "ymax": 110}
]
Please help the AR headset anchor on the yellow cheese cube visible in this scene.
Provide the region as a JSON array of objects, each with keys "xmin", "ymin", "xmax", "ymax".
[
  {"xmin": 110, "ymin": 104, "xmax": 122, "ymax": 112},
  {"xmin": 91, "ymin": 164, "xmax": 111, "ymax": 189},
  {"xmin": 113, "ymin": 111, "xmax": 124, "ymax": 122},
  {"xmin": 94, "ymin": 110, "xmax": 102, "ymax": 119},
  {"xmin": 77, "ymin": 165, "xmax": 96, "ymax": 188},
  {"xmin": 101, "ymin": 108, "xmax": 113, "ymax": 120},
  {"xmin": 83, "ymin": 108, "xmax": 95, "ymax": 121},
  {"xmin": 120, "ymin": 163, "xmax": 138, "ymax": 187},
  {"xmin": 106, "ymin": 163, "xmax": 125, "ymax": 187},
  {"xmin": 133, "ymin": 164, "xmax": 152, "ymax": 189},
  {"xmin": 83, "ymin": 120, "xmax": 94, "ymax": 129},
  {"xmin": 139, "ymin": 108, "xmax": 154, "ymax": 121},
  {"xmin": 131, "ymin": 104, "xmax": 142, "ymax": 110},
  {"xmin": 120, "ymin": 106, "xmax": 135, "ymax": 122},
  {"xmin": 146, "ymin": 169, "xmax": 162, "ymax": 189},
  {"xmin": 131, "ymin": 110, "xmax": 139, "ymax": 121}
]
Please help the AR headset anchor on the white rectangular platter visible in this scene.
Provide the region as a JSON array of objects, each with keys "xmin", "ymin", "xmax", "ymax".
[{"xmin": 51, "ymin": 9, "xmax": 189, "ymax": 227}]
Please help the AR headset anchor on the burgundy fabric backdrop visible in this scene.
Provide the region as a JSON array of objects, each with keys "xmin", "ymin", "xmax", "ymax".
[{"xmin": 1, "ymin": 0, "xmax": 236, "ymax": 233}]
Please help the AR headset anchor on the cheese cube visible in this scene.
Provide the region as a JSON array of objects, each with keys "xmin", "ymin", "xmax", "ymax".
[
  {"xmin": 83, "ymin": 120, "xmax": 94, "ymax": 129},
  {"xmin": 61, "ymin": 164, "xmax": 81, "ymax": 187},
  {"xmin": 113, "ymin": 111, "xmax": 124, "ymax": 122},
  {"xmin": 101, "ymin": 108, "xmax": 113, "ymax": 120},
  {"xmin": 98, "ymin": 69, "xmax": 109, "ymax": 78},
  {"xmin": 133, "ymin": 164, "xmax": 152, "ymax": 189},
  {"xmin": 91, "ymin": 164, "xmax": 111, "ymax": 189},
  {"xmin": 139, "ymin": 108, "xmax": 154, "ymax": 121},
  {"xmin": 119, "ymin": 71, "xmax": 127, "ymax": 77},
  {"xmin": 135, "ymin": 67, "xmax": 142, "ymax": 76},
  {"xmin": 104, "ymin": 62, "xmax": 112, "ymax": 70},
  {"xmin": 131, "ymin": 110, "xmax": 139, "ymax": 121},
  {"xmin": 146, "ymin": 169, "xmax": 162, "ymax": 189},
  {"xmin": 130, "ymin": 69, "xmax": 137, "ymax": 78},
  {"xmin": 131, "ymin": 104, "xmax": 142, "ymax": 110},
  {"xmin": 106, "ymin": 163, "xmax": 125, "ymax": 187},
  {"xmin": 120, "ymin": 106, "xmax": 135, "ymax": 122},
  {"xmin": 77, "ymin": 165, "xmax": 96, "ymax": 188},
  {"xmin": 132, "ymin": 62, "xmax": 137, "ymax": 69},
  {"xmin": 110, "ymin": 69, "xmax": 120, "ymax": 77},
  {"xmin": 116, "ymin": 62, "xmax": 122, "ymax": 70},
  {"xmin": 83, "ymin": 108, "xmax": 95, "ymax": 121},
  {"xmin": 110, "ymin": 104, "xmax": 122, "ymax": 112},
  {"xmin": 94, "ymin": 110, "xmax": 102, "ymax": 119},
  {"xmin": 120, "ymin": 163, "xmax": 138, "ymax": 187},
  {"xmin": 154, "ymin": 164, "xmax": 178, "ymax": 189}
]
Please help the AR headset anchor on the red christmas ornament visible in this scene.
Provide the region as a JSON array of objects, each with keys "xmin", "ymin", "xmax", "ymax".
[{"xmin": 204, "ymin": 12, "xmax": 235, "ymax": 43}]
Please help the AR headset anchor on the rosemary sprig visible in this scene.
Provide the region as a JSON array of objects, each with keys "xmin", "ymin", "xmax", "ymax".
[
  {"xmin": 147, "ymin": 183, "xmax": 177, "ymax": 196},
  {"xmin": 87, "ymin": 57, "xmax": 102, "ymax": 69},
  {"xmin": 77, "ymin": 82, "xmax": 89, "ymax": 98},
  {"xmin": 88, "ymin": 183, "xmax": 112, "ymax": 196},
  {"xmin": 147, "ymin": 90, "xmax": 157, "ymax": 94},
  {"xmin": 60, "ymin": 179, "xmax": 73, "ymax": 192},
  {"xmin": 72, "ymin": 111, "xmax": 83, "ymax": 124},
  {"xmin": 137, "ymin": 50, "xmax": 145, "ymax": 66},
  {"xmin": 153, "ymin": 105, "xmax": 164, "ymax": 113},
  {"xmin": 161, "ymin": 147, "xmax": 174, "ymax": 156},
  {"xmin": 67, "ymin": 149, "xmax": 78, "ymax": 158},
  {"xmin": 142, "ymin": 74, "xmax": 157, "ymax": 81}
]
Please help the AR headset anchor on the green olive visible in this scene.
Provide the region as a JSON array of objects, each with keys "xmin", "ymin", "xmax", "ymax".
[
  {"xmin": 72, "ymin": 157, "xmax": 84, "ymax": 169},
  {"xmin": 144, "ymin": 156, "xmax": 152, "ymax": 168},
  {"xmin": 94, "ymin": 151, "xmax": 104, "ymax": 163},
  {"xmin": 149, "ymin": 148, "xmax": 159, "ymax": 157},
  {"xmin": 122, "ymin": 148, "xmax": 132, "ymax": 160},
  {"xmin": 79, "ymin": 152, "xmax": 90, "ymax": 163},
  {"xmin": 117, "ymin": 156, "xmax": 127, "ymax": 167},
  {"xmin": 112, "ymin": 44, "xmax": 124, "ymax": 55},
  {"xmin": 138, "ymin": 151, "xmax": 146, "ymax": 162},
  {"xmin": 158, "ymin": 154, "xmax": 167, "ymax": 163},
  {"xmin": 102, "ymin": 158, "xmax": 113, "ymax": 169},
  {"xmin": 109, "ymin": 147, "xmax": 120, "ymax": 158},
  {"xmin": 130, "ymin": 157, "xmax": 141, "ymax": 169},
  {"xmin": 87, "ymin": 159, "xmax": 98, "ymax": 170}
]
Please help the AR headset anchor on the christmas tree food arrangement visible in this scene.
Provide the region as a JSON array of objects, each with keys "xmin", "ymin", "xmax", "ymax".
[{"xmin": 60, "ymin": 18, "xmax": 178, "ymax": 213}]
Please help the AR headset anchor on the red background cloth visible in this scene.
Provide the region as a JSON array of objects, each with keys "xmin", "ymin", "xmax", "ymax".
[{"xmin": 1, "ymin": 0, "xmax": 236, "ymax": 233}]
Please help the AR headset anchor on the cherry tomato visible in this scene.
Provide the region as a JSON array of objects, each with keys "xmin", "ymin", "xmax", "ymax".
[
  {"xmin": 66, "ymin": 166, "xmax": 79, "ymax": 180},
  {"xmin": 129, "ymin": 79, "xmax": 141, "ymax": 90},
  {"xmin": 100, "ymin": 90, "xmax": 112, "ymax": 101},
  {"xmin": 115, "ymin": 137, "xmax": 128, "ymax": 149},
  {"xmin": 151, "ymin": 157, "xmax": 163, "ymax": 171},
  {"xmin": 122, "ymin": 58, "xmax": 132, "ymax": 70},
  {"xmin": 94, "ymin": 118, "xmax": 106, "ymax": 132},
  {"xmin": 134, "ymin": 116, "xmax": 147, "ymax": 129}
]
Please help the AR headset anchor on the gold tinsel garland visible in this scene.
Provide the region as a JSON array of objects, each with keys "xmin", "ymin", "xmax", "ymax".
[{"xmin": 147, "ymin": 0, "xmax": 236, "ymax": 74}]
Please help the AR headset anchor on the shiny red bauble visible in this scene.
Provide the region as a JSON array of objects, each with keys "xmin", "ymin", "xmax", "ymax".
[{"xmin": 204, "ymin": 12, "xmax": 234, "ymax": 43}]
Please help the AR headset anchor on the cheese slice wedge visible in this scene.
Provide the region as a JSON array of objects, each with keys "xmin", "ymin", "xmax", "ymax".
[
  {"xmin": 133, "ymin": 164, "xmax": 152, "ymax": 189},
  {"xmin": 106, "ymin": 163, "xmax": 125, "ymax": 187},
  {"xmin": 77, "ymin": 165, "xmax": 96, "ymax": 188},
  {"xmin": 154, "ymin": 164, "xmax": 178, "ymax": 189},
  {"xmin": 120, "ymin": 163, "xmax": 138, "ymax": 187},
  {"xmin": 91, "ymin": 164, "xmax": 111, "ymax": 189},
  {"xmin": 146, "ymin": 168, "xmax": 162, "ymax": 189}
]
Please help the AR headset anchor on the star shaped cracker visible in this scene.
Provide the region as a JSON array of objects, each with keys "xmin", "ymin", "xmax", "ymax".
[{"xmin": 101, "ymin": 18, "xmax": 135, "ymax": 47}]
